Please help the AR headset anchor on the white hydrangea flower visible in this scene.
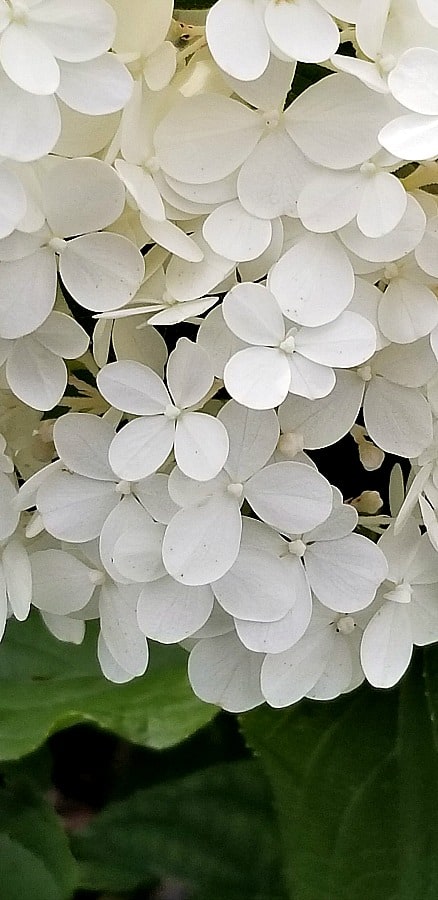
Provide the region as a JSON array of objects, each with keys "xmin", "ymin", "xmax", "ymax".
[
  {"xmin": 379, "ymin": 48, "xmax": 438, "ymax": 160},
  {"xmin": 0, "ymin": 451, "xmax": 32, "ymax": 634},
  {"xmin": 222, "ymin": 281, "xmax": 376, "ymax": 408},
  {"xmin": 0, "ymin": 157, "xmax": 145, "ymax": 331},
  {"xmin": 162, "ymin": 400, "xmax": 332, "ymax": 585},
  {"xmin": 361, "ymin": 520, "xmax": 438, "ymax": 687},
  {"xmin": 97, "ymin": 337, "xmax": 230, "ymax": 482},
  {"xmin": 261, "ymin": 598, "xmax": 370, "ymax": 707},
  {"xmin": 33, "ymin": 412, "xmax": 175, "ymax": 543},
  {"xmin": 0, "ymin": 1, "xmax": 132, "ymax": 160},
  {"xmin": 0, "ymin": 311, "xmax": 89, "ymax": 410},
  {"xmin": 206, "ymin": 0, "xmax": 344, "ymax": 79},
  {"xmin": 188, "ymin": 630, "xmax": 264, "ymax": 712},
  {"xmin": 109, "ymin": 0, "xmax": 176, "ymax": 92}
]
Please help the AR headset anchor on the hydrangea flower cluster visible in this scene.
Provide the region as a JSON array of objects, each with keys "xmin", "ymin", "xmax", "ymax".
[{"xmin": 4, "ymin": 0, "xmax": 438, "ymax": 712}]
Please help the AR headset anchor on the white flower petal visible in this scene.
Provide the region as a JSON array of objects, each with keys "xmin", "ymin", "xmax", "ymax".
[
  {"xmin": 0, "ymin": 23, "xmax": 59, "ymax": 95},
  {"xmin": 188, "ymin": 632, "xmax": 264, "ymax": 712},
  {"xmin": 388, "ymin": 48, "xmax": 438, "ymax": 115},
  {"xmin": 287, "ymin": 353, "xmax": 336, "ymax": 400},
  {"xmin": 175, "ymin": 412, "xmax": 229, "ymax": 482},
  {"xmin": 97, "ymin": 360, "xmax": 169, "ymax": 415},
  {"xmin": 218, "ymin": 400, "xmax": 279, "ymax": 482},
  {"xmin": 224, "ymin": 346, "xmax": 291, "ymax": 409},
  {"xmin": 58, "ymin": 53, "xmax": 132, "ymax": 115},
  {"xmin": 141, "ymin": 216, "xmax": 204, "ymax": 263},
  {"xmin": 278, "ymin": 371, "xmax": 364, "ymax": 448},
  {"xmin": 112, "ymin": 522, "xmax": 166, "ymax": 582},
  {"xmin": 339, "ymin": 195, "xmax": 426, "ymax": 262},
  {"xmin": 59, "ymin": 233, "xmax": 144, "ymax": 313},
  {"xmin": 297, "ymin": 168, "xmax": 363, "ymax": 233},
  {"xmin": 364, "ymin": 378, "xmax": 433, "ymax": 458},
  {"xmin": 97, "ymin": 632, "xmax": 134, "ymax": 683},
  {"xmin": 379, "ymin": 113, "xmax": 438, "ymax": 163},
  {"xmin": 357, "ymin": 172, "xmax": 407, "ymax": 238},
  {"xmin": 0, "ymin": 472, "xmax": 19, "ymax": 541},
  {"xmin": 203, "ymin": 200, "xmax": 272, "ymax": 262},
  {"xmin": 30, "ymin": 549, "xmax": 95, "ymax": 613},
  {"xmin": 265, "ymin": 0, "xmax": 339, "ymax": 63},
  {"xmin": 245, "ymin": 460, "xmax": 332, "ymax": 533},
  {"xmin": 235, "ymin": 575, "xmax": 312, "ymax": 653},
  {"xmin": 29, "ymin": 0, "xmax": 116, "ymax": 63},
  {"xmin": 285, "ymin": 73, "xmax": 396, "ymax": 169},
  {"xmin": 108, "ymin": 415, "xmax": 175, "ymax": 482},
  {"xmin": 2, "ymin": 539, "xmax": 31, "ymax": 620},
  {"xmin": 268, "ymin": 233, "xmax": 354, "ymax": 326},
  {"xmin": 378, "ymin": 280, "xmax": 438, "ymax": 344},
  {"xmin": 222, "ymin": 282, "xmax": 285, "ymax": 346},
  {"xmin": 53, "ymin": 413, "xmax": 115, "ymax": 480},
  {"xmin": 6, "ymin": 337, "xmax": 67, "ymax": 411},
  {"xmin": 162, "ymin": 493, "xmax": 242, "ymax": 585},
  {"xmin": 138, "ymin": 577, "xmax": 214, "ymax": 643},
  {"xmin": 35, "ymin": 311, "xmax": 89, "ymax": 358},
  {"xmin": 44, "ymin": 157, "xmax": 125, "ymax": 237},
  {"xmin": 305, "ymin": 533, "xmax": 388, "ymax": 613},
  {"xmin": 0, "ymin": 70, "xmax": 61, "ymax": 161},
  {"xmin": 295, "ymin": 311, "xmax": 376, "ymax": 368},
  {"xmin": 261, "ymin": 628, "xmax": 331, "ymax": 707},
  {"xmin": 206, "ymin": 0, "xmax": 270, "ymax": 81},
  {"xmin": 360, "ymin": 602, "xmax": 412, "ymax": 688},
  {"xmin": 37, "ymin": 470, "xmax": 117, "ymax": 541},
  {"xmin": 167, "ymin": 337, "xmax": 213, "ymax": 409},
  {"xmin": 165, "ymin": 233, "xmax": 235, "ymax": 302},
  {"xmin": 115, "ymin": 160, "xmax": 165, "ymax": 222},
  {"xmin": 238, "ymin": 128, "xmax": 314, "ymax": 219},
  {"xmin": 0, "ymin": 248, "xmax": 57, "ymax": 339},
  {"xmin": 99, "ymin": 582, "xmax": 148, "ymax": 677},
  {"xmin": 154, "ymin": 93, "xmax": 263, "ymax": 184}
]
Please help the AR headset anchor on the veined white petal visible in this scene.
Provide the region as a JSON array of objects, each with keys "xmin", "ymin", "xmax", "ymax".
[
  {"xmin": 361, "ymin": 602, "xmax": 412, "ymax": 688},
  {"xmin": 162, "ymin": 493, "xmax": 242, "ymax": 585},
  {"xmin": 188, "ymin": 632, "xmax": 264, "ymax": 712},
  {"xmin": 175, "ymin": 413, "xmax": 229, "ymax": 482},
  {"xmin": 245, "ymin": 460, "xmax": 332, "ymax": 534},
  {"xmin": 138, "ymin": 578, "xmax": 214, "ymax": 643},
  {"xmin": 108, "ymin": 415, "xmax": 175, "ymax": 482}
]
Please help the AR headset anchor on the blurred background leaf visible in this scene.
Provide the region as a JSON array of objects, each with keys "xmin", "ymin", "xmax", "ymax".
[
  {"xmin": 72, "ymin": 759, "xmax": 287, "ymax": 900},
  {"xmin": 0, "ymin": 780, "xmax": 78, "ymax": 900},
  {"xmin": 241, "ymin": 649, "xmax": 438, "ymax": 900},
  {"xmin": 0, "ymin": 614, "xmax": 216, "ymax": 761}
]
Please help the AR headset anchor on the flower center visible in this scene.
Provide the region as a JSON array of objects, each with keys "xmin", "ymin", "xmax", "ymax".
[
  {"xmin": 384, "ymin": 262, "xmax": 399, "ymax": 280},
  {"xmin": 115, "ymin": 480, "xmax": 132, "ymax": 495},
  {"xmin": 336, "ymin": 615, "xmax": 356, "ymax": 635},
  {"xmin": 357, "ymin": 364, "xmax": 372, "ymax": 382},
  {"xmin": 262, "ymin": 108, "xmax": 281, "ymax": 130},
  {"xmin": 278, "ymin": 431, "xmax": 304, "ymax": 458},
  {"xmin": 360, "ymin": 161, "xmax": 377, "ymax": 176},
  {"xmin": 227, "ymin": 482, "xmax": 244, "ymax": 500},
  {"xmin": 164, "ymin": 403, "xmax": 181, "ymax": 420},
  {"xmin": 288, "ymin": 539, "xmax": 306, "ymax": 557},
  {"xmin": 279, "ymin": 334, "xmax": 296, "ymax": 355},
  {"xmin": 48, "ymin": 237, "xmax": 67, "ymax": 254}
]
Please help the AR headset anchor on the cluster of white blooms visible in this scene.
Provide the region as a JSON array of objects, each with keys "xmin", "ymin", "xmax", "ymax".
[{"xmin": 4, "ymin": 0, "xmax": 438, "ymax": 711}]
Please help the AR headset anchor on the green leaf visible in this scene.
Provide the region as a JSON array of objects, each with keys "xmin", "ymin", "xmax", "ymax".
[
  {"xmin": 241, "ymin": 651, "xmax": 438, "ymax": 900},
  {"xmin": 0, "ymin": 614, "xmax": 216, "ymax": 761},
  {"xmin": 73, "ymin": 759, "xmax": 287, "ymax": 899},
  {"xmin": 0, "ymin": 782, "xmax": 78, "ymax": 900}
]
